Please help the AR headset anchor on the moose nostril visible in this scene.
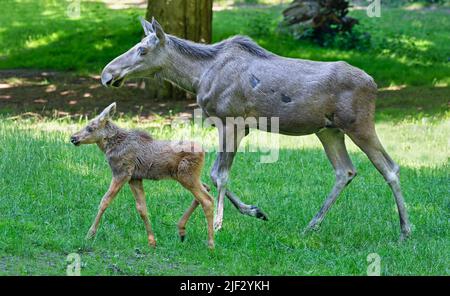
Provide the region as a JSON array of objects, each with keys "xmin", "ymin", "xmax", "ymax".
[
  {"xmin": 101, "ymin": 72, "xmax": 114, "ymax": 87},
  {"xmin": 70, "ymin": 136, "xmax": 77, "ymax": 143}
]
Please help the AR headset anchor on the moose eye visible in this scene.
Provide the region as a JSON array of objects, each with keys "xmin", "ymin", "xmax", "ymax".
[
  {"xmin": 137, "ymin": 46, "xmax": 147, "ymax": 56},
  {"xmin": 86, "ymin": 126, "xmax": 94, "ymax": 133}
]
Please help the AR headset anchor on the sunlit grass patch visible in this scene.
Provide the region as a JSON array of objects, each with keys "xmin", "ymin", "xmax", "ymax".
[{"xmin": 0, "ymin": 114, "xmax": 448, "ymax": 275}]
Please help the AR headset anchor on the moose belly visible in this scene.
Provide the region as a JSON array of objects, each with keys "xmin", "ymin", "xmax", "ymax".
[
  {"xmin": 198, "ymin": 86, "xmax": 331, "ymax": 136},
  {"xmin": 246, "ymin": 96, "xmax": 330, "ymax": 136},
  {"xmin": 256, "ymin": 115, "xmax": 324, "ymax": 136},
  {"xmin": 199, "ymin": 102, "xmax": 326, "ymax": 136}
]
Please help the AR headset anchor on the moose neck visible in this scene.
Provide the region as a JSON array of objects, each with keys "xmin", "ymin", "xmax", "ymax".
[
  {"xmin": 159, "ymin": 36, "xmax": 215, "ymax": 94},
  {"xmin": 97, "ymin": 121, "xmax": 127, "ymax": 153}
]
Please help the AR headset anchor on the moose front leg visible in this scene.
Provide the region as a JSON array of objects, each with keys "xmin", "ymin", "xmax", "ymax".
[
  {"xmin": 86, "ymin": 176, "xmax": 129, "ymax": 240},
  {"xmin": 211, "ymin": 124, "xmax": 267, "ymax": 231}
]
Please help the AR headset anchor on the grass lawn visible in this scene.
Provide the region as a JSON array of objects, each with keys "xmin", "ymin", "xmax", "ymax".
[
  {"xmin": 0, "ymin": 0, "xmax": 448, "ymax": 275},
  {"xmin": 0, "ymin": 106, "xmax": 448, "ymax": 275},
  {"xmin": 0, "ymin": 1, "xmax": 449, "ymax": 87}
]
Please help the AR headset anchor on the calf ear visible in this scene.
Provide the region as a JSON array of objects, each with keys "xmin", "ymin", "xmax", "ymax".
[
  {"xmin": 151, "ymin": 17, "xmax": 166, "ymax": 43},
  {"xmin": 139, "ymin": 16, "xmax": 154, "ymax": 36},
  {"xmin": 98, "ymin": 102, "xmax": 117, "ymax": 122}
]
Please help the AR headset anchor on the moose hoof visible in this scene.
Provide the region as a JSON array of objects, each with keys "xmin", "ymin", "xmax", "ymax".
[
  {"xmin": 180, "ymin": 235, "xmax": 186, "ymax": 242},
  {"xmin": 247, "ymin": 205, "xmax": 268, "ymax": 221},
  {"xmin": 400, "ymin": 227, "xmax": 412, "ymax": 242},
  {"xmin": 85, "ymin": 229, "xmax": 96, "ymax": 240},
  {"xmin": 250, "ymin": 206, "xmax": 268, "ymax": 221},
  {"xmin": 304, "ymin": 223, "xmax": 321, "ymax": 234}
]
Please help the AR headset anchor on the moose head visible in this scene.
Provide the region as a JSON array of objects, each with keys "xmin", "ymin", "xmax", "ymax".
[{"xmin": 101, "ymin": 17, "xmax": 167, "ymax": 88}]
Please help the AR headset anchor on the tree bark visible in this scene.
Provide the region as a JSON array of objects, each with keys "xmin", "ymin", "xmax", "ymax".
[{"xmin": 144, "ymin": 0, "xmax": 213, "ymax": 100}]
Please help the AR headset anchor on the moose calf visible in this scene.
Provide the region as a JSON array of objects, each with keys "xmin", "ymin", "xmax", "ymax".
[{"xmin": 70, "ymin": 103, "xmax": 214, "ymax": 249}]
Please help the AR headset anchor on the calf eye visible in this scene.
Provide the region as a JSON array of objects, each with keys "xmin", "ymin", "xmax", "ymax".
[
  {"xmin": 86, "ymin": 126, "xmax": 94, "ymax": 133},
  {"xmin": 138, "ymin": 46, "xmax": 147, "ymax": 56}
]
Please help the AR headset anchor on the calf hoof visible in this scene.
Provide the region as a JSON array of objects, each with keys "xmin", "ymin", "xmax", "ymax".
[
  {"xmin": 208, "ymin": 241, "xmax": 215, "ymax": 250},
  {"xmin": 148, "ymin": 237, "xmax": 157, "ymax": 248},
  {"xmin": 178, "ymin": 228, "xmax": 186, "ymax": 242}
]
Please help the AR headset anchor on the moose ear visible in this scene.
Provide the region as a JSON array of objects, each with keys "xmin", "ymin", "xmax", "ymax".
[
  {"xmin": 139, "ymin": 16, "xmax": 154, "ymax": 36},
  {"xmin": 151, "ymin": 17, "xmax": 166, "ymax": 43},
  {"xmin": 98, "ymin": 102, "xmax": 116, "ymax": 122}
]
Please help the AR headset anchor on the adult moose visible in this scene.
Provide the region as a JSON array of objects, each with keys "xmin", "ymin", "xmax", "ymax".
[{"xmin": 101, "ymin": 17, "xmax": 411, "ymax": 240}]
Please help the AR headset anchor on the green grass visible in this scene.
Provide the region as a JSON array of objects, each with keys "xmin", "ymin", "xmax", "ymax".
[
  {"xmin": 0, "ymin": 1, "xmax": 449, "ymax": 86},
  {"xmin": 0, "ymin": 0, "xmax": 448, "ymax": 275},
  {"xmin": 0, "ymin": 109, "xmax": 448, "ymax": 275}
]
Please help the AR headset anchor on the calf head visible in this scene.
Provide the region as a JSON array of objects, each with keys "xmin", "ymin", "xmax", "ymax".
[{"xmin": 70, "ymin": 103, "xmax": 116, "ymax": 146}]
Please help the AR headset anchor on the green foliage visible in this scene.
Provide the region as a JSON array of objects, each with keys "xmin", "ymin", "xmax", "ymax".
[
  {"xmin": 299, "ymin": 26, "xmax": 371, "ymax": 50},
  {"xmin": 384, "ymin": 0, "xmax": 447, "ymax": 6},
  {"xmin": 0, "ymin": 1, "xmax": 448, "ymax": 86}
]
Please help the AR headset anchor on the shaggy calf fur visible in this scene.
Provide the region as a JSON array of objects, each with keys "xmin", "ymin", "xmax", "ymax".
[{"xmin": 70, "ymin": 103, "xmax": 214, "ymax": 249}]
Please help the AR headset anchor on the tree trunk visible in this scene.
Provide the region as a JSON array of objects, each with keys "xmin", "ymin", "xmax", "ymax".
[{"xmin": 144, "ymin": 0, "xmax": 213, "ymax": 100}]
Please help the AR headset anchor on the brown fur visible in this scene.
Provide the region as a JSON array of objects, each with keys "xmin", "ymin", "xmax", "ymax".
[{"xmin": 70, "ymin": 103, "xmax": 214, "ymax": 249}]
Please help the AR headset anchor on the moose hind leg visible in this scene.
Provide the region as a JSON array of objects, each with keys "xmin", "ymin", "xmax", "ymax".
[
  {"xmin": 347, "ymin": 129, "xmax": 411, "ymax": 240},
  {"xmin": 306, "ymin": 128, "xmax": 357, "ymax": 231}
]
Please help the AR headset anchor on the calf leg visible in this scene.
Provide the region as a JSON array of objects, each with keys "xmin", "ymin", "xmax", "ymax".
[
  {"xmin": 347, "ymin": 128, "xmax": 411, "ymax": 240},
  {"xmin": 306, "ymin": 128, "xmax": 357, "ymax": 231},
  {"xmin": 177, "ymin": 200, "xmax": 199, "ymax": 242},
  {"xmin": 185, "ymin": 183, "xmax": 215, "ymax": 249},
  {"xmin": 129, "ymin": 179, "xmax": 156, "ymax": 247},
  {"xmin": 86, "ymin": 176, "xmax": 129, "ymax": 239}
]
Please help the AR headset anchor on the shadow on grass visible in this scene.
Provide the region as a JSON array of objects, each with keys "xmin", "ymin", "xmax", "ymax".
[
  {"xmin": 0, "ymin": 69, "xmax": 448, "ymax": 122},
  {"xmin": 0, "ymin": 69, "xmax": 197, "ymax": 119},
  {"xmin": 375, "ymin": 85, "xmax": 449, "ymax": 122}
]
